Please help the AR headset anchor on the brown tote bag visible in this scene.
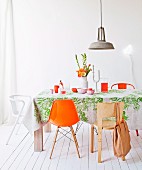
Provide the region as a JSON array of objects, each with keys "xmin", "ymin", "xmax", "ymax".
[{"xmin": 113, "ymin": 103, "xmax": 131, "ymax": 157}]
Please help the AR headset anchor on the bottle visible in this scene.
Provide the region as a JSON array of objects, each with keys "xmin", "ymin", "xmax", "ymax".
[{"xmin": 59, "ymin": 80, "xmax": 64, "ymax": 93}]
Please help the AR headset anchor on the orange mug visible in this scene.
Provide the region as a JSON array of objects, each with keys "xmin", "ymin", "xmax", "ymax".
[
  {"xmin": 101, "ymin": 83, "xmax": 108, "ymax": 92},
  {"xmin": 54, "ymin": 85, "xmax": 59, "ymax": 93}
]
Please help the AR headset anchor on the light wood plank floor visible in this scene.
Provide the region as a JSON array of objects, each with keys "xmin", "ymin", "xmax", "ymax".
[{"xmin": 0, "ymin": 123, "xmax": 142, "ymax": 170}]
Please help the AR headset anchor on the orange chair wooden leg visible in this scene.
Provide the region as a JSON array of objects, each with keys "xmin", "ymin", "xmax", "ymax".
[
  {"xmin": 70, "ymin": 126, "xmax": 80, "ymax": 158},
  {"xmin": 136, "ymin": 129, "xmax": 139, "ymax": 136},
  {"xmin": 75, "ymin": 135, "xmax": 79, "ymax": 148},
  {"xmin": 50, "ymin": 127, "xmax": 59, "ymax": 159}
]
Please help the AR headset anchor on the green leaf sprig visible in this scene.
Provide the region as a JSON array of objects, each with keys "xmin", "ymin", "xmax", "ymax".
[{"xmin": 75, "ymin": 54, "xmax": 80, "ymax": 69}]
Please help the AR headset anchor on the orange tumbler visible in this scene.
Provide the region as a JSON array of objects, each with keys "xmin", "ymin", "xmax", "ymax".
[
  {"xmin": 54, "ymin": 85, "xmax": 59, "ymax": 93},
  {"xmin": 101, "ymin": 83, "xmax": 108, "ymax": 92}
]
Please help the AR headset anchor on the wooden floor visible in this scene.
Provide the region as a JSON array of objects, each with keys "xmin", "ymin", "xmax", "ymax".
[{"xmin": 0, "ymin": 123, "xmax": 142, "ymax": 170}]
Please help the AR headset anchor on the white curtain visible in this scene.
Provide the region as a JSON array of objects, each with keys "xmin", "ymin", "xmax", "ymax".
[{"xmin": 0, "ymin": 0, "xmax": 17, "ymax": 124}]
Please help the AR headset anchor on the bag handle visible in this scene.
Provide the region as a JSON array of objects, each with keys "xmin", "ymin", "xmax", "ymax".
[{"xmin": 116, "ymin": 103, "xmax": 121, "ymax": 125}]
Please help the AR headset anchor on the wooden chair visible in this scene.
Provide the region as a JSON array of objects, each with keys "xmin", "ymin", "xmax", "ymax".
[
  {"xmin": 90, "ymin": 102, "xmax": 125, "ymax": 163},
  {"xmin": 49, "ymin": 99, "xmax": 80, "ymax": 159},
  {"xmin": 111, "ymin": 83, "xmax": 139, "ymax": 136}
]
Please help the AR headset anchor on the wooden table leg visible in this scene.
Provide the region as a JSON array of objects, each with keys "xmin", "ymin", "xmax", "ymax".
[
  {"xmin": 44, "ymin": 122, "xmax": 51, "ymax": 132},
  {"xmin": 90, "ymin": 124, "xmax": 94, "ymax": 153},
  {"xmin": 34, "ymin": 126, "xmax": 43, "ymax": 152}
]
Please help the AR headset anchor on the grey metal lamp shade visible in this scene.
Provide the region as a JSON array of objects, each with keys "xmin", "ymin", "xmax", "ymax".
[
  {"xmin": 89, "ymin": 41, "xmax": 114, "ymax": 50},
  {"xmin": 89, "ymin": 0, "xmax": 114, "ymax": 50},
  {"xmin": 89, "ymin": 27, "xmax": 114, "ymax": 50}
]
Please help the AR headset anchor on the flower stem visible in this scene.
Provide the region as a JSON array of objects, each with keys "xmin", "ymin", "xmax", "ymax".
[
  {"xmin": 81, "ymin": 53, "xmax": 87, "ymax": 67},
  {"xmin": 75, "ymin": 54, "xmax": 80, "ymax": 69}
]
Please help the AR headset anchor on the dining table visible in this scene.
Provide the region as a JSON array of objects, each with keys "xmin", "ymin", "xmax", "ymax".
[{"xmin": 31, "ymin": 89, "xmax": 142, "ymax": 152}]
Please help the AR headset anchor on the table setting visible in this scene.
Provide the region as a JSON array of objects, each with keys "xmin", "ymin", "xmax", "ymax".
[
  {"xmin": 21, "ymin": 53, "xmax": 142, "ymax": 152},
  {"xmin": 32, "ymin": 53, "xmax": 142, "ymax": 131}
]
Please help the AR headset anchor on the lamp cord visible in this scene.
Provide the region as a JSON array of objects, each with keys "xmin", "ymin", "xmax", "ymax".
[{"xmin": 100, "ymin": 0, "xmax": 102, "ymax": 27}]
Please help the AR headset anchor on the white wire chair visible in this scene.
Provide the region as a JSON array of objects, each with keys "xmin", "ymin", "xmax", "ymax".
[{"xmin": 6, "ymin": 95, "xmax": 31, "ymax": 145}]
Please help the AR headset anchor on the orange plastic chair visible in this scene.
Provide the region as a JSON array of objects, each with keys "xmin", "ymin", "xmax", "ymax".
[
  {"xmin": 111, "ymin": 83, "xmax": 139, "ymax": 136},
  {"xmin": 111, "ymin": 83, "xmax": 135, "ymax": 90},
  {"xmin": 49, "ymin": 99, "xmax": 80, "ymax": 159}
]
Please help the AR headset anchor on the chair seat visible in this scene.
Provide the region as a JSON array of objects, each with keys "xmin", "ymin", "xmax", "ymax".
[{"xmin": 94, "ymin": 120, "xmax": 116, "ymax": 130}]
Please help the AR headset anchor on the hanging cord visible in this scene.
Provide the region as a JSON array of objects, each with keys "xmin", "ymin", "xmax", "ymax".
[{"xmin": 100, "ymin": 0, "xmax": 103, "ymax": 27}]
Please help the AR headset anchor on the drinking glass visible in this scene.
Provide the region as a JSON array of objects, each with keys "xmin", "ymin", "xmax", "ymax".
[
  {"xmin": 54, "ymin": 85, "xmax": 59, "ymax": 93},
  {"xmin": 101, "ymin": 78, "xmax": 109, "ymax": 92},
  {"xmin": 101, "ymin": 83, "xmax": 108, "ymax": 92}
]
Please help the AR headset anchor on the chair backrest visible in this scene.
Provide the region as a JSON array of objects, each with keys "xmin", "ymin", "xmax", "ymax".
[
  {"xmin": 49, "ymin": 99, "xmax": 80, "ymax": 127},
  {"xmin": 9, "ymin": 95, "xmax": 31, "ymax": 116},
  {"xmin": 97, "ymin": 102, "xmax": 124, "ymax": 127},
  {"xmin": 111, "ymin": 83, "xmax": 135, "ymax": 89}
]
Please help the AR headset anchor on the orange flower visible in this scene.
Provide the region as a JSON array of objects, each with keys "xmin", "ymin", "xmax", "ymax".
[{"xmin": 77, "ymin": 68, "xmax": 86, "ymax": 77}]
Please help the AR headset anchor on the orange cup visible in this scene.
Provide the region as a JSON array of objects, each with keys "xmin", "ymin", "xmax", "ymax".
[
  {"xmin": 101, "ymin": 83, "xmax": 108, "ymax": 92},
  {"xmin": 54, "ymin": 85, "xmax": 59, "ymax": 93}
]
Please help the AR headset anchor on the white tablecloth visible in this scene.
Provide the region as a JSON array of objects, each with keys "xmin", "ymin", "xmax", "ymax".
[{"xmin": 23, "ymin": 89, "xmax": 142, "ymax": 134}]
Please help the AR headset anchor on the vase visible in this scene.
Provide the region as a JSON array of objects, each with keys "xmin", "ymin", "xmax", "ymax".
[{"xmin": 79, "ymin": 77, "xmax": 88, "ymax": 89}]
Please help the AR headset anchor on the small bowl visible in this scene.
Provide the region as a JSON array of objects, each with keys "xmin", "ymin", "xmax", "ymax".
[
  {"xmin": 83, "ymin": 89, "xmax": 87, "ymax": 93},
  {"xmin": 72, "ymin": 88, "xmax": 78, "ymax": 93},
  {"xmin": 87, "ymin": 90, "xmax": 95, "ymax": 95},
  {"xmin": 77, "ymin": 88, "xmax": 86, "ymax": 94},
  {"xmin": 61, "ymin": 90, "xmax": 66, "ymax": 94}
]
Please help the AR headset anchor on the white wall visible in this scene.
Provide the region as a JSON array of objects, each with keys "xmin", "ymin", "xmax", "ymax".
[{"xmin": 13, "ymin": 0, "xmax": 142, "ymax": 96}]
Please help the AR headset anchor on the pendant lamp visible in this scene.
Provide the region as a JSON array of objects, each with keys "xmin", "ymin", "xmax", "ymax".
[{"xmin": 89, "ymin": 0, "xmax": 114, "ymax": 50}]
